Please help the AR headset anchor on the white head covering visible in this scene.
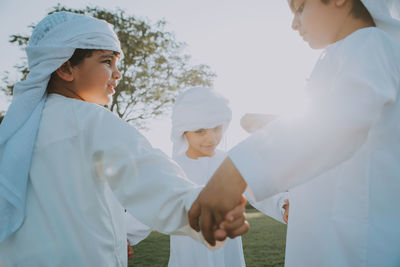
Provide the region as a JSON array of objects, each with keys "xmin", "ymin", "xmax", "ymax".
[
  {"xmin": 0, "ymin": 12, "xmax": 123, "ymax": 242},
  {"xmin": 170, "ymin": 87, "xmax": 232, "ymax": 158},
  {"xmin": 361, "ymin": 0, "xmax": 400, "ymax": 43}
]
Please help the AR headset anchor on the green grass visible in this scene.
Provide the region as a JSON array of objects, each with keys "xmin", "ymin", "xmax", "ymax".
[{"xmin": 128, "ymin": 209, "xmax": 287, "ymax": 267}]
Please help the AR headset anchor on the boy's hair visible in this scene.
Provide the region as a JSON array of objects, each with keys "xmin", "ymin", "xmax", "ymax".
[
  {"xmin": 47, "ymin": 49, "xmax": 95, "ymax": 85},
  {"xmin": 69, "ymin": 49, "xmax": 96, "ymax": 67},
  {"xmin": 69, "ymin": 49, "xmax": 121, "ymax": 67},
  {"xmin": 321, "ymin": 0, "xmax": 375, "ymax": 26},
  {"xmin": 47, "ymin": 49, "xmax": 120, "ymax": 87}
]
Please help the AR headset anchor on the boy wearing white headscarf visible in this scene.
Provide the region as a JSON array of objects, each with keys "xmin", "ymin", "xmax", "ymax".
[
  {"xmin": 169, "ymin": 87, "xmax": 288, "ymax": 267},
  {"xmin": 0, "ymin": 12, "xmax": 247, "ymax": 267},
  {"xmin": 189, "ymin": 1, "xmax": 400, "ymax": 266}
]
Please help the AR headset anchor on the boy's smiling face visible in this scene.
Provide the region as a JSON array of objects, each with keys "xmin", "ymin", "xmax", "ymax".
[
  {"xmin": 71, "ymin": 50, "xmax": 121, "ymax": 105},
  {"xmin": 288, "ymin": 0, "xmax": 352, "ymax": 49},
  {"xmin": 184, "ymin": 125, "xmax": 223, "ymax": 159}
]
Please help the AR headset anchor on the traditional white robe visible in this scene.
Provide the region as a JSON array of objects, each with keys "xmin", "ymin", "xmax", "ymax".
[
  {"xmin": 169, "ymin": 150, "xmax": 246, "ymax": 267},
  {"xmin": 168, "ymin": 150, "xmax": 287, "ymax": 267},
  {"xmin": 0, "ymin": 94, "xmax": 204, "ymax": 267},
  {"xmin": 229, "ymin": 27, "xmax": 400, "ymax": 267}
]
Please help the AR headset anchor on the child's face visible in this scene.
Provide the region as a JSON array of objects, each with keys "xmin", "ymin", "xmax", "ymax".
[
  {"xmin": 72, "ymin": 50, "xmax": 121, "ymax": 105},
  {"xmin": 288, "ymin": 0, "xmax": 347, "ymax": 49},
  {"xmin": 185, "ymin": 125, "xmax": 223, "ymax": 158}
]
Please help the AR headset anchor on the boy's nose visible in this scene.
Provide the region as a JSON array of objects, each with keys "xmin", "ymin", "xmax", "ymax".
[
  {"xmin": 291, "ymin": 16, "xmax": 300, "ymax": 31},
  {"xmin": 205, "ymin": 131, "xmax": 218, "ymax": 143},
  {"xmin": 113, "ymin": 68, "xmax": 122, "ymax": 81}
]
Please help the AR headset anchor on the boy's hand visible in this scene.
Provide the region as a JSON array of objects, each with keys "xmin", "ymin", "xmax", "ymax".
[
  {"xmin": 127, "ymin": 239, "xmax": 133, "ymax": 259},
  {"xmin": 217, "ymin": 196, "xmax": 250, "ymax": 240},
  {"xmin": 188, "ymin": 157, "xmax": 248, "ymax": 246},
  {"xmin": 283, "ymin": 199, "xmax": 289, "ymax": 224},
  {"xmin": 240, "ymin": 113, "xmax": 277, "ymax": 133}
]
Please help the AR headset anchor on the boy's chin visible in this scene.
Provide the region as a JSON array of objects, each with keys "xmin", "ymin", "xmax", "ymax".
[
  {"xmin": 200, "ymin": 149, "xmax": 216, "ymax": 157},
  {"xmin": 93, "ymin": 96, "xmax": 112, "ymax": 106},
  {"xmin": 308, "ymin": 41, "xmax": 328, "ymax": 50}
]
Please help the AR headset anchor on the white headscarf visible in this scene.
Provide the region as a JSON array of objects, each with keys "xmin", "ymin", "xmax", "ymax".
[
  {"xmin": 170, "ymin": 87, "xmax": 232, "ymax": 158},
  {"xmin": 0, "ymin": 12, "xmax": 123, "ymax": 242},
  {"xmin": 361, "ymin": 0, "xmax": 400, "ymax": 43}
]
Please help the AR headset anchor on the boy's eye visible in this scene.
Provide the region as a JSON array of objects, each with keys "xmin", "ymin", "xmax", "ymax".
[
  {"xmin": 296, "ymin": 2, "xmax": 305, "ymax": 14},
  {"xmin": 213, "ymin": 126, "xmax": 223, "ymax": 132},
  {"xmin": 102, "ymin": 60, "xmax": 112, "ymax": 65},
  {"xmin": 195, "ymin": 129, "xmax": 206, "ymax": 135}
]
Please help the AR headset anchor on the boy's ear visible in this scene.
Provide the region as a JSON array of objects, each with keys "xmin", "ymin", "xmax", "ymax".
[{"xmin": 55, "ymin": 61, "xmax": 74, "ymax": 82}]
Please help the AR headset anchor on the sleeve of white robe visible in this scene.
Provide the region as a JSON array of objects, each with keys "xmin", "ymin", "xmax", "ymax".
[
  {"xmin": 84, "ymin": 107, "xmax": 203, "ymax": 236},
  {"xmin": 85, "ymin": 109, "xmax": 224, "ymax": 249},
  {"xmin": 125, "ymin": 212, "xmax": 151, "ymax": 245},
  {"xmin": 247, "ymin": 191, "xmax": 288, "ymax": 224},
  {"xmin": 228, "ymin": 36, "xmax": 398, "ymax": 202}
]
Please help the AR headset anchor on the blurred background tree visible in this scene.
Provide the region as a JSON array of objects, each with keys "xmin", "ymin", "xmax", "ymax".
[{"xmin": 0, "ymin": 4, "xmax": 216, "ymax": 127}]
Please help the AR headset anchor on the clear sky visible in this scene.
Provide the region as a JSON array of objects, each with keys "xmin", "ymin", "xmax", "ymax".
[{"xmin": 0, "ymin": 0, "xmax": 321, "ymax": 155}]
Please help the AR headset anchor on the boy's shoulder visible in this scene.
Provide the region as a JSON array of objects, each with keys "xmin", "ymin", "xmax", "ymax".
[
  {"xmin": 41, "ymin": 94, "xmax": 144, "ymax": 147},
  {"xmin": 43, "ymin": 94, "xmax": 126, "ymax": 135},
  {"xmin": 45, "ymin": 94, "xmax": 118, "ymax": 120},
  {"xmin": 339, "ymin": 27, "xmax": 400, "ymax": 55},
  {"xmin": 327, "ymin": 27, "xmax": 400, "ymax": 73}
]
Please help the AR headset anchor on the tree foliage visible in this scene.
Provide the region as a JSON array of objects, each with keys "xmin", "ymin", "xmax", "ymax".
[{"xmin": 1, "ymin": 5, "xmax": 216, "ymax": 127}]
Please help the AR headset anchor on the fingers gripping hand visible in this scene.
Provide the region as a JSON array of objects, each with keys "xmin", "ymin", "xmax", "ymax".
[
  {"xmin": 188, "ymin": 198, "xmax": 201, "ymax": 232},
  {"xmin": 283, "ymin": 199, "xmax": 289, "ymax": 224},
  {"xmin": 219, "ymin": 195, "xmax": 250, "ymax": 239},
  {"xmin": 127, "ymin": 240, "xmax": 133, "ymax": 259},
  {"xmin": 189, "ymin": 194, "xmax": 238, "ymax": 246},
  {"xmin": 188, "ymin": 157, "xmax": 247, "ymax": 246},
  {"xmin": 188, "ymin": 195, "xmax": 223, "ymax": 246}
]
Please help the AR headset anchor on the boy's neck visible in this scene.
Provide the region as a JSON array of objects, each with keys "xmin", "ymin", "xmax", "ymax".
[
  {"xmin": 47, "ymin": 81, "xmax": 84, "ymax": 101},
  {"xmin": 186, "ymin": 149, "xmax": 215, "ymax": 160},
  {"xmin": 334, "ymin": 17, "xmax": 376, "ymax": 44}
]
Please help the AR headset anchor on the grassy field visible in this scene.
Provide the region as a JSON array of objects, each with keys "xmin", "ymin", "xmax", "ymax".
[{"xmin": 129, "ymin": 209, "xmax": 287, "ymax": 267}]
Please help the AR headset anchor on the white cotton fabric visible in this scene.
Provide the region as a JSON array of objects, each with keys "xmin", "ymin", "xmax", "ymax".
[
  {"xmin": 229, "ymin": 27, "xmax": 400, "ymax": 266},
  {"xmin": 0, "ymin": 94, "xmax": 204, "ymax": 267},
  {"xmin": 170, "ymin": 87, "xmax": 232, "ymax": 157},
  {"xmin": 247, "ymin": 191, "xmax": 288, "ymax": 224},
  {"xmin": 0, "ymin": 11, "xmax": 123, "ymax": 242},
  {"xmin": 125, "ymin": 212, "xmax": 151, "ymax": 246},
  {"xmin": 106, "ymin": 186, "xmax": 152, "ymax": 246},
  {"xmin": 169, "ymin": 150, "xmax": 246, "ymax": 267},
  {"xmin": 361, "ymin": 0, "xmax": 400, "ymax": 43}
]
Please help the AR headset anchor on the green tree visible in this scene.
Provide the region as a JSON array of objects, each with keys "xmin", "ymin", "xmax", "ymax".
[{"xmin": 1, "ymin": 5, "xmax": 216, "ymax": 128}]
